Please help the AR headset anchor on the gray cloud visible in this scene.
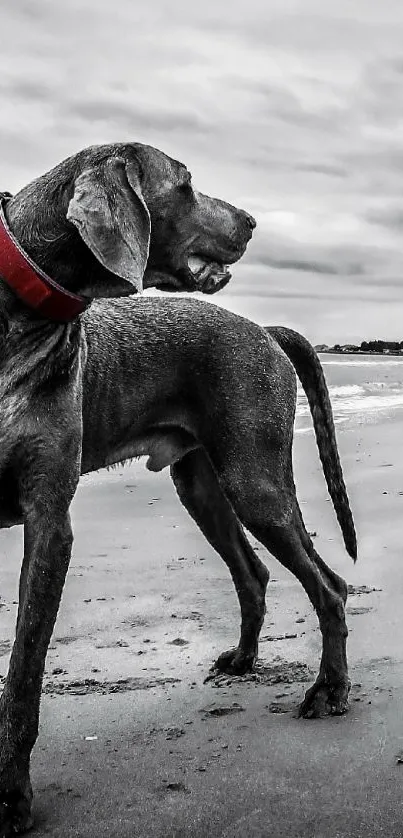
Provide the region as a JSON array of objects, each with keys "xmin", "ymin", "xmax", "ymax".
[
  {"xmin": 66, "ymin": 98, "xmax": 213, "ymax": 136},
  {"xmin": 365, "ymin": 207, "xmax": 403, "ymax": 230},
  {"xmin": 250, "ymin": 256, "xmax": 361, "ymax": 276},
  {"xmin": 6, "ymin": 80, "xmax": 53, "ymax": 101},
  {"xmin": 294, "ymin": 163, "xmax": 349, "ymax": 178}
]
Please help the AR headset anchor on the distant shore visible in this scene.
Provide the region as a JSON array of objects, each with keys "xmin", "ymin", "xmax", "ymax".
[
  {"xmin": 317, "ymin": 350, "xmax": 403, "ymax": 357},
  {"xmin": 314, "ymin": 345, "xmax": 403, "ymax": 357},
  {"xmin": 264, "ymin": 329, "xmax": 403, "ymax": 358}
]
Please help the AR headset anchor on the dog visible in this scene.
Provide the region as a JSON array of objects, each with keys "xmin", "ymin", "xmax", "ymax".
[{"xmin": 0, "ymin": 141, "xmax": 255, "ymax": 835}]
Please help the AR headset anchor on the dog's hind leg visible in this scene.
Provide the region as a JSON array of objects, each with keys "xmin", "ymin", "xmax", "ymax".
[
  {"xmin": 171, "ymin": 448, "xmax": 270, "ymax": 675},
  {"xmin": 218, "ymin": 460, "xmax": 350, "ymax": 718},
  {"xmin": 296, "ymin": 503, "xmax": 348, "ymax": 604},
  {"xmin": 291, "ymin": 503, "xmax": 350, "ymax": 716}
]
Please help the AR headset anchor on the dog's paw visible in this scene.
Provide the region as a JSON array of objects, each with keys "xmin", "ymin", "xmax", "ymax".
[
  {"xmin": 0, "ymin": 809, "xmax": 33, "ymax": 836},
  {"xmin": 299, "ymin": 679, "xmax": 350, "ymax": 719},
  {"xmin": 0, "ymin": 786, "xmax": 34, "ymax": 836},
  {"xmin": 213, "ymin": 647, "xmax": 256, "ymax": 676}
]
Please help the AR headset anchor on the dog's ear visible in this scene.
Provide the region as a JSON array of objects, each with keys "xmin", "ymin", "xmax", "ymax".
[{"xmin": 67, "ymin": 156, "xmax": 150, "ymax": 295}]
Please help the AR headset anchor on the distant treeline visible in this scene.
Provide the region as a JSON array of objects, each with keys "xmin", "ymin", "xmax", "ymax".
[
  {"xmin": 264, "ymin": 330, "xmax": 403, "ymax": 355},
  {"xmin": 339, "ymin": 341, "xmax": 403, "ymax": 352},
  {"xmin": 316, "ymin": 340, "xmax": 403, "ymax": 355}
]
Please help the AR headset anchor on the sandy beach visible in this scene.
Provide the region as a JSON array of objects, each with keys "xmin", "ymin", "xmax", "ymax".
[{"xmin": 1, "ymin": 355, "xmax": 403, "ymax": 837}]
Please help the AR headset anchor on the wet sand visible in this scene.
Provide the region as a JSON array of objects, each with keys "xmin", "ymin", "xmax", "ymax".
[{"xmin": 1, "ymin": 409, "xmax": 403, "ymax": 836}]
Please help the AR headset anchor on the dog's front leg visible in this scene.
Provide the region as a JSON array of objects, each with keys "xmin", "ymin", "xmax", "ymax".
[{"xmin": 0, "ymin": 490, "xmax": 78, "ymax": 835}]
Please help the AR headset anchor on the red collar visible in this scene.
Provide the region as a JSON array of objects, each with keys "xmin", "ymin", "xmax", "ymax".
[{"xmin": 0, "ymin": 197, "xmax": 88, "ymax": 322}]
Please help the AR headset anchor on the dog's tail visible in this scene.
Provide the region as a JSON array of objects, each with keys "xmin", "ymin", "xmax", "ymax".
[{"xmin": 266, "ymin": 326, "xmax": 357, "ymax": 562}]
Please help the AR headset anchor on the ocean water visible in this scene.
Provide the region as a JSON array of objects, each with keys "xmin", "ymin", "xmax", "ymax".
[{"xmin": 296, "ymin": 353, "xmax": 403, "ymax": 434}]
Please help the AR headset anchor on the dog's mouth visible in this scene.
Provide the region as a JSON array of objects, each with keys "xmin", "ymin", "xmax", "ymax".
[
  {"xmin": 186, "ymin": 255, "xmax": 232, "ymax": 294},
  {"xmin": 143, "ymin": 253, "xmax": 236, "ymax": 295}
]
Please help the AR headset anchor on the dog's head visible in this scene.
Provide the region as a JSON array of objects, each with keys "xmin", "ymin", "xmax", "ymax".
[
  {"xmin": 8, "ymin": 142, "xmax": 256, "ymax": 300},
  {"xmin": 126, "ymin": 143, "xmax": 256, "ymax": 296}
]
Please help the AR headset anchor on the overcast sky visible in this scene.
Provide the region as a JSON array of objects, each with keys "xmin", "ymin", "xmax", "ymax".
[{"xmin": 2, "ymin": 1, "xmax": 403, "ymax": 344}]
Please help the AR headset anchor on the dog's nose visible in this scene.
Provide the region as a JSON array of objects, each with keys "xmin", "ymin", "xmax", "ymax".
[{"xmin": 244, "ymin": 212, "xmax": 256, "ymax": 230}]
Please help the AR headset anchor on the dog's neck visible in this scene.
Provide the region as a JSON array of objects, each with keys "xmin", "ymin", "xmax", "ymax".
[
  {"xmin": 0, "ymin": 199, "xmax": 86, "ymax": 327},
  {"xmin": 5, "ymin": 191, "xmax": 90, "ymax": 294},
  {"xmin": 0, "ymin": 182, "xmax": 113, "ymax": 326},
  {"xmin": 4, "ymin": 186, "xmax": 133, "ymax": 306}
]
